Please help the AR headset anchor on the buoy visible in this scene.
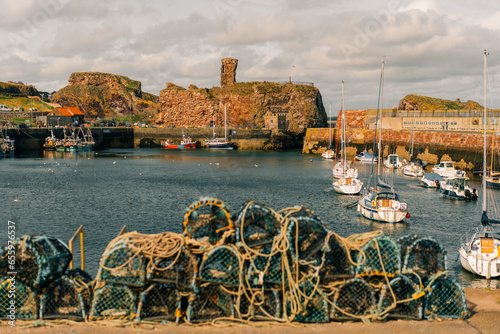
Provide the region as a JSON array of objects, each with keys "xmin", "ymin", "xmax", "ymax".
[
  {"xmin": 310, "ymin": 159, "xmax": 313, "ymax": 162},
  {"xmin": 406, "ymin": 213, "xmax": 411, "ymax": 218}
]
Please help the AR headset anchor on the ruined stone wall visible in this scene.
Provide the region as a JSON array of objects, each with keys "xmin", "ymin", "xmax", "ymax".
[{"xmin": 221, "ymin": 58, "xmax": 238, "ymax": 86}]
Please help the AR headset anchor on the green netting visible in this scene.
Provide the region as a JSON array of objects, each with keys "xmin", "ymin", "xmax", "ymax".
[
  {"xmin": 98, "ymin": 241, "xmax": 146, "ymax": 287},
  {"xmin": 354, "ymin": 235, "xmax": 400, "ymax": 277},
  {"xmin": 136, "ymin": 283, "xmax": 181, "ymax": 322},
  {"xmin": 378, "ymin": 274, "xmax": 423, "ymax": 320},
  {"xmin": 424, "ymin": 278, "xmax": 468, "ymax": 320},
  {"xmin": 237, "ymin": 289, "xmax": 281, "ymax": 320},
  {"xmin": 0, "ymin": 278, "xmax": 39, "ymax": 320},
  {"xmin": 396, "ymin": 235, "xmax": 419, "ymax": 265},
  {"xmin": 89, "ymin": 283, "xmax": 138, "ymax": 321},
  {"xmin": 199, "ymin": 245, "xmax": 242, "ymax": 286},
  {"xmin": 183, "ymin": 197, "xmax": 233, "ymax": 244},
  {"xmin": 0, "ymin": 236, "xmax": 71, "ymax": 290},
  {"xmin": 187, "ymin": 284, "xmax": 234, "ymax": 323},
  {"xmin": 403, "ymin": 237, "xmax": 447, "ymax": 276},
  {"xmin": 235, "ymin": 201, "xmax": 281, "ymax": 249},
  {"xmin": 39, "ymin": 275, "xmax": 89, "ymax": 320},
  {"xmin": 330, "ymin": 277, "xmax": 376, "ymax": 321},
  {"xmin": 245, "ymin": 244, "xmax": 287, "ymax": 287},
  {"xmin": 147, "ymin": 247, "xmax": 198, "ymax": 290},
  {"xmin": 319, "ymin": 235, "xmax": 354, "ymax": 283},
  {"xmin": 286, "ymin": 280, "xmax": 329, "ymax": 323},
  {"xmin": 286, "ymin": 212, "xmax": 330, "ymax": 272}
]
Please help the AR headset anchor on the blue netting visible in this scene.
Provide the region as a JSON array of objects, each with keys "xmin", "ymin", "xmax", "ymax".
[
  {"xmin": 424, "ymin": 277, "xmax": 468, "ymax": 320},
  {"xmin": 330, "ymin": 277, "xmax": 376, "ymax": 321},
  {"xmin": 147, "ymin": 247, "xmax": 198, "ymax": 290},
  {"xmin": 98, "ymin": 241, "xmax": 146, "ymax": 287},
  {"xmin": 89, "ymin": 283, "xmax": 138, "ymax": 320},
  {"xmin": 136, "ymin": 283, "xmax": 182, "ymax": 322},
  {"xmin": 237, "ymin": 289, "xmax": 281, "ymax": 320},
  {"xmin": 187, "ymin": 284, "xmax": 235, "ymax": 323},
  {"xmin": 199, "ymin": 245, "xmax": 242, "ymax": 286},
  {"xmin": 286, "ymin": 279, "xmax": 329, "ymax": 323},
  {"xmin": 354, "ymin": 235, "xmax": 400, "ymax": 277},
  {"xmin": 40, "ymin": 275, "xmax": 89, "ymax": 320},
  {"xmin": 403, "ymin": 237, "xmax": 447, "ymax": 276},
  {"xmin": 378, "ymin": 274, "xmax": 423, "ymax": 320},
  {"xmin": 235, "ymin": 201, "xmax": 281, "ymax": 249}
]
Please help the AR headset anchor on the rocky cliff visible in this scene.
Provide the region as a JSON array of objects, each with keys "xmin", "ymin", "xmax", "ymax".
[
  {"xmin": 398, "ymin": 94, "xmax": 482, "ymax": 111},
  {"xmin": 51, "ymin": 72, "xmax": 159, "ymax": 118},
  {"xmin": 156, "ymin": 81, "xmax": 327, "ymax": 134}
]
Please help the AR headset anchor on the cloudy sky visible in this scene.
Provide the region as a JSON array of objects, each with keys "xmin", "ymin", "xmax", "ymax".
[{"xmin": 0, "ymin": 0, "xmax": 499, "ymax": 114}]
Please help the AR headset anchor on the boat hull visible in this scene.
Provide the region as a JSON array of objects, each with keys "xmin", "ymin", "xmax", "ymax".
[
  {"xmin": 357, "ymin": 194, "xmax": 407, "ymax": 223},
  {"xmin": 333, "ymin": 178, "xmax": 363, "ymax": 195},
  {"xmin": 207, "ymin": 142, "xmax": 235, "ymax": 149},
  {"xmin": 459, "ymin": 245, "xmax": 500, "ymax": 278}
]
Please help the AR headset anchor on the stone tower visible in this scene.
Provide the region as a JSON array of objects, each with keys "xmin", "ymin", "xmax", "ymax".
[{"xmin": 220, "ymin": 58, "xmax": 238, "ymax": 86}]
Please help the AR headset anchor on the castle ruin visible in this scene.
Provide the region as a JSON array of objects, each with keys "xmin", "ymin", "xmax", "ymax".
[{"xmin": 220, "ymin": 58, "xmax": 238, "ymax": 86}]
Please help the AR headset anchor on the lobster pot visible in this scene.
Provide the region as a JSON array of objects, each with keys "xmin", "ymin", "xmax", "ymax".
[
  {"xmin": 183, "ymin": 197, "xmax": 233, "ymax": 244},
  {"xmin": 0, "ymin": 235, "xmax": 71, "ymax": 290},
  {"xmin": 0, "ymin": 278, "xmax": 39, "ymax": 320},
  {"xmin": 199, "ymin": 245, "xmax": 241, "ymax": 286},
  {"xmin": 396, "ymin": 235, "xmax": 419, "ymax": 265},
  {"xmin": 246, "ymin": 244, "xmax": 286, "ymax": 287},
  {"xmin": 136, "ymin": 284, "xmax": 181, "ymax": 322},
  {"xmin": 186, "ymin": 284, "xmax": 234, "ymax": 323},
  {"xmin": 286, "ymin": 279, "xmax": 329, "ymax": 323},
  {"xmin": 89, "ymin": 283, "xmax": 138, "ymax": 321},
  {"xmin": 354, "ymin": 235, "xmax": 400, "ymax": 277},
  {"xmin": 378, "ymin": 275, "xmax": 423, "ymax": 320},
  {"xmin": 319, "ymin": 236, "xmax": 354, "ymax": 284},
  {"xmin": 286, "ymin": 214, "xmax": 329, "ymax": 271},
  {"xmin": 330, "ymin": 277, "xmax": 376, "ymax": 321},
  {"xmin": 424, "ymin": 278, "xmax": 468, "ymax": 320},
  {"xmin": 235, "ymin": 201, "xmax": 281, "ymax": 249},
  {"xmin": 237, "ymin": 289, "xmax": 281, "ymax": 320},
  {"xmin": 39, "ymin": 275, "xmax": 89, "ymax": 320},
  {"xmin": 98, "ymin": 242, "xmax": 146, "ymax": 287},
  {"xmin": 403, "ymin": 238, "xmax": 447, "ymax": 276},
  {"xmin": 147, "ymin": 247, "xmax": 198, "ymax": 290}
]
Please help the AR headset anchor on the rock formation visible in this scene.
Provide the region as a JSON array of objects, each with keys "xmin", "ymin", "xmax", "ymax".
[
  {"xmin": 398, "ymin": 94, "xmax": 482, "ymax": 111},
  {"xmin": 51, "ymin": 72, "xmax": 159, "ymax": 118}
]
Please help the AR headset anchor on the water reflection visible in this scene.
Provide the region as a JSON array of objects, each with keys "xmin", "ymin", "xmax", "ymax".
[{"xmin": 43, "ymin": 150, "xmax": 96, "ymax": 160}]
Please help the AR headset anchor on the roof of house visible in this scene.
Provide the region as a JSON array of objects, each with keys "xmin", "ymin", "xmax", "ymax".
[{"xmin": 54, "ymin": 107, "xmax": 85, "ymax": 117}]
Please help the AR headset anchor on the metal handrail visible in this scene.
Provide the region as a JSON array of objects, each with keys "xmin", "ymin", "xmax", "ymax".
[{"xmin": 69, "ymin": 225, "xmax": 84, "ymax": 271}]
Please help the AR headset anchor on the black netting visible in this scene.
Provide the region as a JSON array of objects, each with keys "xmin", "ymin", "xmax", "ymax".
[
  {"xmin": 98, "ymin": 242, "xmax": 146, "ymax": 287},
  {"xmin": 245, "ymin": 244, "xmax": 287, "ymax": 287},
  {"xmin": 378, "ymin": 274, "xmax": 423, "ymax": 320},
  {"xmin": 319, "ymin": 235, "xmax": 354, "ymax": 283},
  {"xmin": 237, "ymin": 289, "xmax": 281, "ymax": 320},
  {"xmin": 0, "ymin": 236, "xmax": 71, "ymax": 290},
  {"xmin": 89, "ymin": 284, "xmax": 138, "ymax": 320},
  {"xmin": 0, "ymin": 278, "xmax": 39, "ymax": 320},
  {"xmin": 330, "ymin": 277, "xmax": 376, "ymax": 321},
  {"xmin": 187, "ymin": 285, "xmax": 234, "ymax": 323},
  {"xmin": 183, "ymin": 198, "xmax": 233, "ymax": 244},
  {"xmin": 396, "ymin": 234, "xmax": 419, "ymax": 265},
  {"xmin": 40, "ymin": 275, "xmax": 89, "ymax": 320},
  {"xmin": 235, "ymin": 201, "xmax": 281, "ymax": 249},
  {"xmin": 424, "ymin": 277, "xmax": 468, "ymax": 320},
  {"xmin": 286, "ymin": 280, "xmax": 329, "ymax": 323},
  {"xmin": 354, "ymin": 236, "xmax": 400, "ymax": 277},
  {"xmin": 199, "ymin": 245, "xmax": 241, "ymax": 286},
  {"xmin": 147, "ymin": 247, "xmax": 198, "ymax": 290},
  {"xmin": 403, "ymin": 238, "xmax": 447, "ymax": 276},
  {"xmin": 136, "ymin": 283, "xmax": 181, "ymax": 322}
]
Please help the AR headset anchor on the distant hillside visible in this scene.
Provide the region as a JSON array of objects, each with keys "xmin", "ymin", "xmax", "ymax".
[
  {"xmin": 399, "ymin": 94, "xmax": 483, "ymax": 111},
  {"xmin": 51, "ymin": 72, "xmax": 160, "ymax": 118},
  {"xmin": 0, "ymin": 82, "xmax": 54, "ymax": 111}
]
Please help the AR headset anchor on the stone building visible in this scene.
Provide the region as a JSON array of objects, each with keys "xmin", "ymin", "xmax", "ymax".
[
  {"xmin": 220, "ymin": 58, "xmax": 238, "ymax": 86},
  {"xmin": 264, "ymin": 112, "xmax": 288, "ymax": 130}
]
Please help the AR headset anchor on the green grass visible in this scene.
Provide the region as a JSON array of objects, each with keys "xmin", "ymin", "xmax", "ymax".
[{"xmin": 0, "ymin": 95, "xmax": 54, "ymax": 111}]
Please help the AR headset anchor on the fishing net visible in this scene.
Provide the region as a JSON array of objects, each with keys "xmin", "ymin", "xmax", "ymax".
[
  {"xmin": 285, "ymin": 208, "xmax": 329, "ymax": 272},
  {"xmin": 199, "ymin": 245, "xmax": 242, "ymax": 286},
  {"xmin": 186, "ymin": 284, "xmax": 234, "ymax": 323},
  {"xmin": 0, "ymin": 235, "xmax": 71, "ymax": 290},
  {"xmin": 98, "ymin": 241, "xmax": 146, "ymax": 287},
  {"xmin": 286, "ymin": 279, "xmax": 329, "ymax": 323},
  {"xmin": 245, "ymin": 244, "xmax": 287, "ymax": 287},
  {"xmin": 237, "ymin": 288, "xmax": 282, "ymax": 320},
  {"xmin": 89, "ymin": 283, "xmax": 138, "ymax": 321},
  {"xmin": 396, "ymin": 234, "xmax": 419, "ymax": 265},
  {"xmin": 235, "ymin": 201, "xmax": 282, "ymax": 249},
  {"xmin": 319, "ymin": 234, "xmax": 354, "ymax": 284},
  {"xmin": 424, "ymin": 277, "xmax": 468, "ymax": 320},
  {"xmin": 403, "ymin": 237, "xmax": 447, "ymax": 276},
  {"xmin": 354, "ymin": 235, "xmax": 400, "ymax": 277},
  {"xmin": 39, "ymin": 275, "xmax": 90, "ymax": 320},
  {"xmin": 136, "ymin": 283, "xmax": 182, "ymax": 322},
  {"xmin": 0, "ymin": 278, "xmax": 39, "ymax": 320},
  {"xmin": 330, "ymin": 277, "xmax": 376, "ymax": 321},
  {"xmin": 378, "ymin": 274, "xmax": 423, "ymax": 320},
  {"xmin": 147, "ymin": 247, "xmax": 198, "ymax": 290},
  {"xmin": 183, "ymin": 197, "xmax": 233, "ymax": 244}
]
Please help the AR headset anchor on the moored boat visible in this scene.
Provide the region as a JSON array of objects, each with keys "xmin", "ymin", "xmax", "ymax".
[
  {"xmin": 419, "ymin": 172, "xmax": 446, "ymax": 188},
  {"xmin": 440, "ymin": 176, "xmax": 478, "ymax": 200},
  {"xmin": 0, "ymin": 135, "xmax": 15, "ymax": 156},
  {"xmin": 43, "ymin": 130, "xmax": 58, "ymax": 151},
  {"xmin": 357, "ymin": 190, "xmax": 408, "ymax": 223},
  {"xmin": 432, "ymin": 161, "xmax": 466, "ymax": 178},
  {"xmin": 354, "ymin": 151, "xmax": 377, "ymax": 163},
  {"xmin": 383, "ymin": 154, "xmax": 405, "ymax": 169},
  {"xmin": 403, "ymin": 162, "xmax": 424, "ymax": 177},
  {"xmin": 161, "ymin": 133, "xmax": 196, "ymax": 149}
]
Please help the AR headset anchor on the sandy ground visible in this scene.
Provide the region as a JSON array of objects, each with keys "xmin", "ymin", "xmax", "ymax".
[{"xmin": 1, "ymin": 288, "xmax": 500, "ymax": 334}]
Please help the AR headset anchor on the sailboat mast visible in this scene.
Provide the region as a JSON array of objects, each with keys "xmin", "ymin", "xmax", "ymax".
[
  {"xmin": 377, "ymin": 59, "xmax": 385, "ymax": 177},
  {"xmin": 341, "ymin": 81, "xmax": 346, "ymax": 165},
  {"xmin": 224, "ymin": 105, "xmax": 227, "ymax": 142},
  {"xmin": 483, "ymin": 50, "xmax": 488, "ymax": 213},
  {"xmin": 329, "ymin": 102, "xmax": 332, "ymax": 147}
]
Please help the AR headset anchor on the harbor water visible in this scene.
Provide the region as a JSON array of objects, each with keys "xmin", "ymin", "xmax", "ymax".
[{"xmin": 1, "ymin": 148, "xmax": 499, "ymax": 289}]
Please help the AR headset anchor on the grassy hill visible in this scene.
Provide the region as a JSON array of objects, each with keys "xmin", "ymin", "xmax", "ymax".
[
  {"xmin": 399, "ymin": 94, "xmax": 483, "ymax": 111},
  {"xmin": 0, "ymin": 82, "xmax": 54, "ymax": 112}
]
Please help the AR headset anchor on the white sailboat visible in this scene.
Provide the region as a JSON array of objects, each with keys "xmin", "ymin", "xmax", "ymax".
[
  {"xmin": 357, "ymin": 59, "xmax": 409, "ymax": 223},
  {"xmin": 333, "ymin": 81, "xmax": 363, "ymax": 195},
  {"xmin": 322, "ymin": 103, "xmax": 335, "ymax": 159},
  {"xmin": 459, "ymin": 50, "xmax": 500, "ymax": 279},
  {"xmin": 332, "ymin": 88, "xmax": 357, "ymax": 179},
  {"xmin": 206, "ymin": 105, "xmax": 235, "ymax": 149}
]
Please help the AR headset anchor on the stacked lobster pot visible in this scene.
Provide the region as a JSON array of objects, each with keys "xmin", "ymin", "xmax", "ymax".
[{"xmin": 0, "ymin": 235, "xmax": 92, "ymax": 321}]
